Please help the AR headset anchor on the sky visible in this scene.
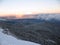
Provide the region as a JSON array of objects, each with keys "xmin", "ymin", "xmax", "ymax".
[{"xmin": 0, "ymin": 0, "xmax": 60, "ymax": 16}]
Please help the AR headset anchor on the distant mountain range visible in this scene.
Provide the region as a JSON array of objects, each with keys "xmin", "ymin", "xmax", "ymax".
[
  {"xmin": 21, "ymin": 13, "xmax": 60, "ymax": 20},
  {"xmin": 0, "ymin": 13, "xmax": 60, "ymax": 25},
  {"xmin": 0, "ymin": 16, "xmax": 16, "ymax": 19},
  {"xmin": 0, "ymin": 13, "xmax": 60, "ymax": 20}
]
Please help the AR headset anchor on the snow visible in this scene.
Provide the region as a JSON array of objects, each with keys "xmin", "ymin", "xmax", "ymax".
[{"xmin": 0, "ymin": 28, "xmax": 40, "ymax": 45}]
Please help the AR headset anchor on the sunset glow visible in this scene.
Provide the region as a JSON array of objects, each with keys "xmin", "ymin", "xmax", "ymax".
[{"xmin": 0, "ymin": 0, "xmax": 60, "ymax": 17}]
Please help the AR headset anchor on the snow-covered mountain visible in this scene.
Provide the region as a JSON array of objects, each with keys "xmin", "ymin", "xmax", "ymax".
[{"xmin": 0, "ymin": 28, "xmax": 40, "ymax": 45}]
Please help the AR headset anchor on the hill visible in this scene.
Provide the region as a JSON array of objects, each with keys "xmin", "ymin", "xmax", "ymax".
[{"xmin": 0, "ymin": 20, "xmax": 60, "ymax": 45}]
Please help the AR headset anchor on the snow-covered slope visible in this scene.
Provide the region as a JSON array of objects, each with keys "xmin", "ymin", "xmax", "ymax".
[{"xmin": 0, "ymin": 28, "xmax": 40, "ymax": 45}]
